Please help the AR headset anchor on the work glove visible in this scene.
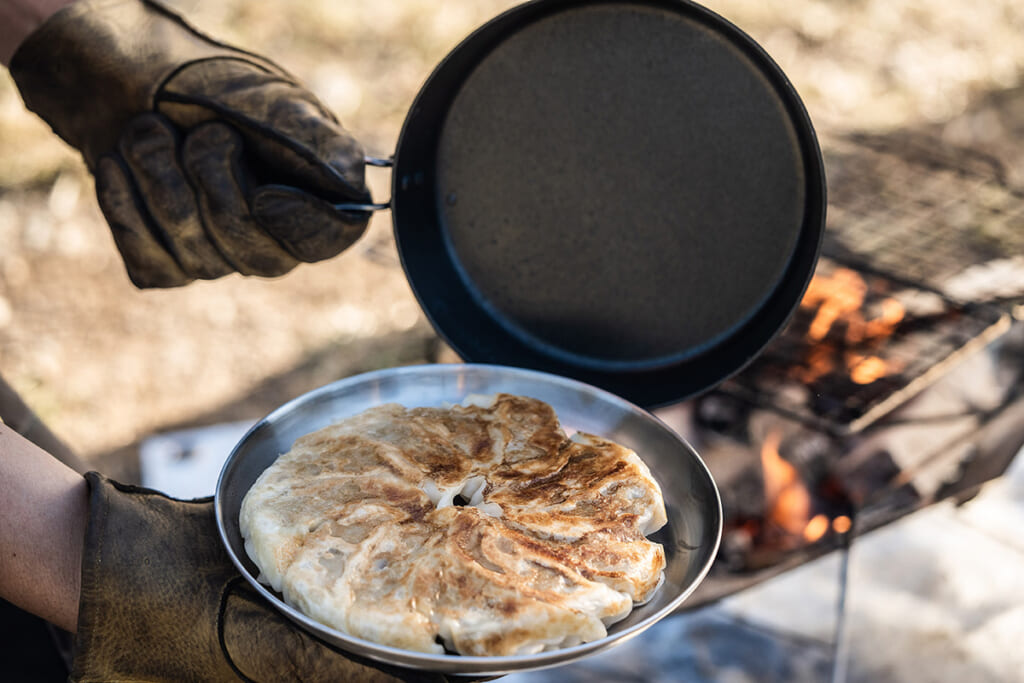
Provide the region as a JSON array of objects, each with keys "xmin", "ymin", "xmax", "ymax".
[
  {"xmin": 9, "ymin": 0, "xmax": 372, "ymax": 288},
  {"xmin": 73, "ymin": 472, "xmax": 451, "ymax": 682}
]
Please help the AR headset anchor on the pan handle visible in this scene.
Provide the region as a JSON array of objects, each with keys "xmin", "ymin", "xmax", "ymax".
[{"xmin": 333, "ymin": 155, "xmax": 393, "ymax": 212}]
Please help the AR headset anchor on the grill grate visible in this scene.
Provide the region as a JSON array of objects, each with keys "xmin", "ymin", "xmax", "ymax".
[
  {"xmin": 720, "ymin": 257, "xmax": 1009, "ymax": 433},
  {"xmin": 662, "ymin": 133, "xmax": 1024, "ymax": 610},
  {"xmin": 713, "ymin": 133, "xmax": 1020, "ymax": 433},
  {"xmin": 822, "ymin": 132, "xmax": 1024, "ymax": 299}
]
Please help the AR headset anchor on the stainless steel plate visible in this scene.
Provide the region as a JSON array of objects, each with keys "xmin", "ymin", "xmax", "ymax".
[{"xmin": 215, "ymin": 364, "xmax": 722, "ymax": 676}]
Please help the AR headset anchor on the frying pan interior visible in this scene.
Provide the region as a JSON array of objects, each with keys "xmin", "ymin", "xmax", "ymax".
[{"xmin": 391, "ymin": 0, "xmax": 825, "ymax": 406}]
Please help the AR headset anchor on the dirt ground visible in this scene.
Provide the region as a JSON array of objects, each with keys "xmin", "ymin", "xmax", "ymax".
[{"xmin": 1, "ymin": 0, "xmax": 1023, "ymax": 478}]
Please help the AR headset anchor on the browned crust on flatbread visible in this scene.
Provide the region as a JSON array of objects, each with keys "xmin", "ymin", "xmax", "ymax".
[{"xmin": 240, "ymin": 393, "xmax": 667, "ymax": 656}]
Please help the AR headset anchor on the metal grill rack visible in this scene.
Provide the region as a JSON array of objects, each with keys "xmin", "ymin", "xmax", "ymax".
[
  {"xmin": 664, "ymin": 131, "xmax": 1024, "ymax": 604},
  {"xmin": 822, "ymin": 131, "xmax": 1024, "ymax": 300},
  {"xmin": 720, "ymin": 257, "xmax": 1009, "ymax": 434}
]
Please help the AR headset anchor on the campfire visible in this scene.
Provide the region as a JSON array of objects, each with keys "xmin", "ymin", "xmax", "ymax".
[
  {"xmin": 653, "ymin": 133, "xmax": 1024, "ymax": 605},
  {"xmin": 717, "ymin": 423, "xmax": 855, "ymax": 572},
  {"xmin": 663, "ymin": 262, "xmax": 1018, "ymax": 598},
  {"xmin": 721, "ymin": 257, "xmax": 1008, "ymax": 435},
  {"xmin": 796, "ymin": 266, "xmax": 905, "ymax": 386},
  {"xmin": 757, "ymin": 430, "xmax": 850, "ymax": 546}
]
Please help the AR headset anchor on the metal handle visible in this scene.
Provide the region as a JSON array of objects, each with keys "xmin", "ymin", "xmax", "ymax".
[{"xmin": 334, "ymin": 155, "xmax": 393, "ymax": 212}]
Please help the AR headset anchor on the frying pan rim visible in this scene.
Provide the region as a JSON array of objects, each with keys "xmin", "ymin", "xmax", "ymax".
[{"xmin": 389, "ymin": 0, "xmax": 826, "ymax": 407}]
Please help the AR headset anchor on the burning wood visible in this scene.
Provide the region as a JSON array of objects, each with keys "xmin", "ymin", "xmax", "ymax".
[
  {"xmin": 705, "ymin": 423, "xmax": 857, "ymax": 573},
  {"xmin": 666, "ymin": 133, "xmax": 1024, "ymax": 609},
  {"xmin": 719, "ymin": 257, "xmax": 1008, "ymax": 433},
  {"xmin": 760, "ymin": 430, "xmax": 815, "ymax": 540},
  {"xmin": 798, "ymin": 266, "xmax": 906, "ymax": 388}
]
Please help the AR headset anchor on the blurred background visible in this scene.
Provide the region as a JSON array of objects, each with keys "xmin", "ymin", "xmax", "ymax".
[{"xmin": 2, "ymin": 0, "xmax": 1023, "ymax": 475}]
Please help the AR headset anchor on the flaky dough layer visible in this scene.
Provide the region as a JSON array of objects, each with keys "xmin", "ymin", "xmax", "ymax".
[{"xmin": 240, "ymin": 393, "xmax": 667, "ymax": 656}]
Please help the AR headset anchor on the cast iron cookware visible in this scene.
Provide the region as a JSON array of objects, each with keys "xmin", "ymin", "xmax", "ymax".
[{"xmin": 358, "ymin": 0, "xmax": 826, "ymax": 407}]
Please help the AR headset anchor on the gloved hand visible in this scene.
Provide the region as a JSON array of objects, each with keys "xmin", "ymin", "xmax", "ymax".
[
  {"xmin": 9, "ymin": 0, "xmax": 372, "ymax": 288},
  {"xmin": 73, "ymin": 472, "xmax": 451, "ymax": 682}
]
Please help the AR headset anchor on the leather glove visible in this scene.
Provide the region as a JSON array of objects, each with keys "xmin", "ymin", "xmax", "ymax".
[
  {"xmin": 9, "ymin": 0, "xmax": 372, "ymax": 288},
  {"xmin": 72, "ymin": 472, "xmax": 451, "ymax": 682}
]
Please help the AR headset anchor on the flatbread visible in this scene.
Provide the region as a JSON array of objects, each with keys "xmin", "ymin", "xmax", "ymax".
[{"xmin": 240, "ymin": 393, "xmax": 667, "ymax": 656}]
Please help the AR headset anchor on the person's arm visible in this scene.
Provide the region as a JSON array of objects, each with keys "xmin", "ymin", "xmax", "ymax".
[
  {"xmin": 0, "ymin": 423, "xmax": 87, "ymax": 632},
  {"xmin": 0, "ymin": 0, "xmax": 76, "ymax": 65},
  {"xmin": 0, "ymin": 374, "xmax": 88, "ymax": 474}
]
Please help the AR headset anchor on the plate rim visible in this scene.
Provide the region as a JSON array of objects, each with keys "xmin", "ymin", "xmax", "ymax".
[{"xmin": 214, "ymin": 363, "xmax": 723, "ymax": 674}]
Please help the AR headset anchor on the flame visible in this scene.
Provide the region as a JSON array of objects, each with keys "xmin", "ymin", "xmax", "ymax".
[
  {"xmin": 760, "ymin": 431, "xmax": 839, "ymax": 544},
  {"xmin": 848, "ymin": 355, "xmax": 889, "ymax": 385},
  {"xmin": 799, "ymin": 345, "xmax": 835, "ymax": 384},
  {"xmin": 797, "ymin": 268, "xmax": 906, "ymax": 384},
  {"xmin": 804, "ymin": 514, "xmax": 830, "ymax": 543},
  {"xmin": 866, "ymin": 297, "xmax": 906, "ymax": 338},
  {"xmin": 803, "ymin": 268, "xmax": 867, "ymax": 342},
  {"xmin": 761, "ymin": 431, "xmax": 812, "ymax": 537}
]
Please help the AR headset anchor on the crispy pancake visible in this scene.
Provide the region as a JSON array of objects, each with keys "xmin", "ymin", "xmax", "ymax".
[{"xmin": 239, "ymin": 393, "xmax": 667, "ymax": 656}]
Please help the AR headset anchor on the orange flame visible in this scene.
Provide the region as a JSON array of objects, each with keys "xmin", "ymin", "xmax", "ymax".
[
  {"xmin": 797, "ymin": 268, "xmax": 906, "ymax": 384},
  {"xmin": 848, "ymin": 355, "xmax": 889, "ymax": 385},
  {"xmin": 804, "ymin": 514, "xmax": 830, "ymax": 543},
  {"xmin": 803, "ymin": 268, "xmax": 867, "ymax": 342},
  {"xmin": 760, "ymin": 431, "xmax": 835, "ymax": 544},
  {"xmin": 761, "ymin": 431, "xmax": 812, "ymax": 537}
]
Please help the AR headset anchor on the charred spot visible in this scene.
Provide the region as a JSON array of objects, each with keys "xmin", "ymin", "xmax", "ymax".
[
  {"xmin": 398, "ymin": 499, "xmax": 432, "ymax": 520},
  {"xmin": 380, "ymin": 482, "xmax": 414, "ymax": 502},
  {"xmin": 514, "ymin": 476, "xmax": 568, "ymax": 505},
  {"xmin": 479, "ymin": 631, "xmax": 506, "ymax": 652},
  {"xmin": 471, "ymin": 435, "xmax": 493, "ymax": 459},
  {"xmin": 529, "ymin": 427, "xmax": 571, "ymax": 452},
  {"xmin": 568, "ymin": 453, "xmax": 627, "ymax": 477},
  {"xmin": 420, "ymin": 449, "xmax": 467, "ymax": 479},
  {"xmin": 572, "ymin": 499, "xmax": 600, "ymax": 516},
  {"xmin": 499, "ymin": 599, "xmax": 519, "ymax": 615},
  {"xmin": 513, "ymin": 535, "xmax": 576, "ymax": 566}
]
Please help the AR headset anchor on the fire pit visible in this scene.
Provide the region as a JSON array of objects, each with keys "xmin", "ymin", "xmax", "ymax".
[{"xmin": 654, "ymin": 131, "xmax": 1024, "ymax": 606}]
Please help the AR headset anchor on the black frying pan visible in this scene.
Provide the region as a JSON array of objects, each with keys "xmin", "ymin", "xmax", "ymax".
[{"xmin": 343, "ymin": 0, "xmax": 826, "ymax": 408}]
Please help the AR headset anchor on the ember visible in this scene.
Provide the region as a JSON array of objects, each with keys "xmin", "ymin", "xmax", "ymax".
[
  {"xmin": 795, "ymin": 265, "xmax": 907, "ymax": 386},
  {"xmin": 705, "ymin": 418, "xmax": 856, "ymax": 572},
  {"xmin": 761, "ymin": 430, "xmax": 816, "ymax": 542},
  {"xmin": 719, "ymin": 257, "xmax": 1008, "ymax": 433}
]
